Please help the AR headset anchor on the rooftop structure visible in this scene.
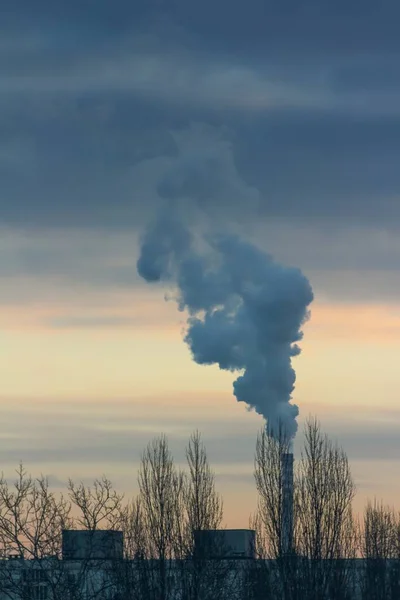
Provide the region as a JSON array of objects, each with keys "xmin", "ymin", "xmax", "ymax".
[{"xmin": 194, "ymin": 529, "xmax": 256, "ymax": 559}]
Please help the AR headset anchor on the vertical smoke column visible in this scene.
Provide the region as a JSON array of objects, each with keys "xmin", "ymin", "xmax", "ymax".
[
  {"xmin": 281, "ymin": 452, "xmax": 294, "ymax": 555},
  {"xmin": 137, "ymin": 212, "xmax": 313, "ymax": 440}
]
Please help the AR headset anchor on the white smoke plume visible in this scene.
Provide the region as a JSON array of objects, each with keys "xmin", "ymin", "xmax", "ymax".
[{"xmin": 137, "ymin": 209, "xmax": 313, "ymax": 440}]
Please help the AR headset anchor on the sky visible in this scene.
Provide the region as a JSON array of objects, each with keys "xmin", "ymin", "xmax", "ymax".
[{"xmin": 1, "ymin": 0, "xmax": 400, "ymax": 526}]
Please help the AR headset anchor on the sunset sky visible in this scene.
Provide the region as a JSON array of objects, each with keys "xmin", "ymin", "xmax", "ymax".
[{"xmin": 2, "ymin": 1, "xmax": 400, "ymax": 526}]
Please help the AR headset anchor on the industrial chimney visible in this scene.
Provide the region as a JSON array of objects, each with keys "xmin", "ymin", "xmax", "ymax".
[{"xmin": 281, "ymin": 452, "xmax": 294, "ymax": 555}]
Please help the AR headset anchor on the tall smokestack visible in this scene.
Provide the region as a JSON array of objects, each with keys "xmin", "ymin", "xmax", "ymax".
[{"xmin": 281, "ymin": 452, "xmax": 294, "ymax": 555}]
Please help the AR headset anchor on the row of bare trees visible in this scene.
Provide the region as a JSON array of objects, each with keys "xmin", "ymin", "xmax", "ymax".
[
  {"xmin": 0, "ymin": 432, "xmax": 228, "ymax": 600},
  {"xmin": 0, "ymin": 420, "xmax": 397, "ymax": 600},
  {"xmin": 118, "ymin": 432, "xmax": 227, "ymax": 600},
  {"xmin": 252, "ymin": 419, "xmax": 356, "ymax": 600},
  {"xmin": 252, "ymin": 418, "xmax": 400, "ymax": 600}
]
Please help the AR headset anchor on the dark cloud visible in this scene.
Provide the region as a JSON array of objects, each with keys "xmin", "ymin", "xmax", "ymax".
[
  {"xmin": 0, "ymin": 1, "xmax": 399, "ymax": 232},
  {"xmin": 3, "ymin": 0, "xmax": 400, "ymax": 58}
]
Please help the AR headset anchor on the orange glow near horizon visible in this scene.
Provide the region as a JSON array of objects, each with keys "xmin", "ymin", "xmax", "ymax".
[{"xmin": 1, "ymin": 292, "xmax": 400, "ymax": 526}]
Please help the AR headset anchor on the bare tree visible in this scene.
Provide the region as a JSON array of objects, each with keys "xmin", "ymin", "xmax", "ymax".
[
  {"xmin": 0, "ymin": 465, "xmax": 78, "ymax": 600},
  {"xmin": 0, "ymin": 464, "xmax": 71, "ymax": 560},
  {"xmin": 253, "ymin": 427, "xmax": 296, "ymax": 599},
  {"xmin": 65, "ymin": 476, "xmax": 126, "ymax": 598},
  {"xmin": 68, "ymin": 475, "xmax": 124, "ymax": 531},
  {"xmin": 130, "ymin": 432, "xmax": 231, "ymax": 600},
  {"xmin": 245, "ymin": 512, "xmax": 273, "ymax": 600},
  {"xmin": 138, "ymin": 434, "xmax": 182, "ymax": 600},
  {"xmin": 254, "ymin": 427, "xmax": 292, "ymax": 561},
  {"xmin": 360, "ymin": 501, "xmax": 400, "ymax": 600},
  {"xmin": 111, "ymin": 497, "xmax": 152, "ymax": 600},
  {"xmin": 119, "ymin": 497, "xmax": 146, "ymax": 560},
  {"xmin": 185, "ymin": 431, "xmax": 223, "ymax": 537},
  {"xmin": 296, "ymin": 418, "xmax": 356, "ymax": 600},
  {"xmin": 183, "ymin": 430, "xmax": 228, "ymax": 600}
]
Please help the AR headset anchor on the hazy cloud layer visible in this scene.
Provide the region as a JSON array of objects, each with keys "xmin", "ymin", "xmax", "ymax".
[
  {"xmin": 1, "ymin": 397, "xmax": 399, "ymax": 464},
  {"xmin": 0, "ymin": 396, "xmax": 398, "ymax": 487},
  {"xmin": 47, "ymin": 315, "xmax": 141, "ymax": 329},
  {"xmin": 0, "ymin": 225, "xmax": 399, "ymax": 307}
]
